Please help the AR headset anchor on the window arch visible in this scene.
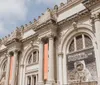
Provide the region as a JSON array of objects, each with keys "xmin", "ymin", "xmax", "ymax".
[
  {"xmin": 69, "ymin": 34, "xmax": 93, "ymax": 53},
  {"xmin": 2, "ymin": 60, "xmax": 7, "ymax": 73},
  {"xmin": 27, "ymin": 50, "xmax": 39, "ymax": 65},
  {"xmin": 67, "ymin": 34, "xmax": 97, "ymax": 83},
  {"xmin": 25, "ymin": 49, "xmax": 39, "ymax": 85},
  {"xmin": 0, "ymin": 59, "xmax": 7, "ymax": 81}
]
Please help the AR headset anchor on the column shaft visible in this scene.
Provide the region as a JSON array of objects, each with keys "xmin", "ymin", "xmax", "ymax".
[
  {"xmin": 5, "ymin": 55, "xmax": 11, "ymax": 85},
  {"xmin": 58, "ymin": 54, "xmax": 63, "ymax": 85},
  {"xmin": 38, "ymin": 40, "xmax": 44, "ymax": 85},
  {"xmin": 19, "ymin": 65, "xmax": 24, "ymax": 85},
  {"xmin": 11, "ymin": 51, "xmax": 18, "ymax": 85},
  {"xmin": 94, "ymin": 16, "xmax": 100, "ymax": 84},
  {"xmin": 63, "ymin": 54, "xmax": 67, "ymax": 84},
  {"xmin": 31, "ymin": 76, "xmax": 33, "ymax": 85},
  {"xmin": 48, "ymin": 36, "xmax": 55, "ymax": 83}
]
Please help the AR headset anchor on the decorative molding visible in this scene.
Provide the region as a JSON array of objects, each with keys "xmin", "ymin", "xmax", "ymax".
[
  {"xmin": 91, "ymin": 12, "xmax": 100, "ymax": 21},
  {"xmin": 57, "ymin": 0, "xmax": 82, "ymax": 14},
  {"xmin": 72, "ymin": 22, "xmax": 77, "ymax": 29},
  {"xmin": 58, "ymin": 9, "xmax": 90, "ymax": 25},
  {"xmin": 82, "ymin": 0, "xmax": 100, "ymax": 9}
]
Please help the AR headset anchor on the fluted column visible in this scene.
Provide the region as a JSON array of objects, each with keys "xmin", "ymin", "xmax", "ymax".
[
  {"xmin": 11, "ymin": 50, "xmax": 18, "ymax": 85},
  {"xmin": 5, "ymin": 54, "xmax": 11, "ymax": 85},
  {"xmin": 93, "ymin": 13, "xmax": 100, "ymax": 84},
  {"xmin": 58, "ymin": 53, "xmax": 63, "ymax": 85},
  {"xmin": 48, "ymin": 35, "xmax": 55, "ymax": 84},
  {"xmin": 38, "ymin": 39, "xmax": 44, "ymax": 85}
]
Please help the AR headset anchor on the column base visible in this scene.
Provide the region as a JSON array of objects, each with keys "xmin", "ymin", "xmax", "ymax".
[
  {"xmin": 45, "ymin": 83, "xmax": 56, "ymax": 85},
  {"xmin": 46, "ymin": 80, "xmax": 56, "ymax": 85},
  {"xmin": 38, "ymin": 81, "xmax": 44, "ymax": 85},
  {"xmin": 98, "ymin": 77, "xmax": 100, "ymax": 85}
]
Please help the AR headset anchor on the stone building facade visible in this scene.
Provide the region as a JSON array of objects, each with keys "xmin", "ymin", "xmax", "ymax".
[{"xmin": 0, "ymin": 0, "xmax": 100, "ymax": 85}]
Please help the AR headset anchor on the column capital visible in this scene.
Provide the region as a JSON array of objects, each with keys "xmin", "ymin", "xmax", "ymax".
[
  {"xmin": 7, "ymin": 51, "xmax": 13, "ymax": 57},
  {"xmin": 58, "ymin": 52, "xmax": 63, "ymax": 56},
  {"xmin": 48, "ymin": 34, "xmax": 55, "ymax": 39},
  {"xmin": 8, "ymin": 48, "xmax": 21, "ymax": 54},
  {"xmin": 13, "ymin": 49, "xmax": 20, "ymax": 53},
  {"xmin": 4, "ymin": 53, "xmax": 8, "ymax": 58},
  {"xmin": 38, "ymin": 37, "xmax": 44, "ymax": 44},
  {"xmin": 91, "ymin": 12, "xmax": 100, "ymax": 21},
  {"xmin": 20, "ymin": 64, "xmax": 24, "ymax": 68}
]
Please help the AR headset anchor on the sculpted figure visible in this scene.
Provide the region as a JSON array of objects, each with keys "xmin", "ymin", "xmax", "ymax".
[{"xmin": 74, "ymin": 60, "xmax": 92, "ymax": 82}]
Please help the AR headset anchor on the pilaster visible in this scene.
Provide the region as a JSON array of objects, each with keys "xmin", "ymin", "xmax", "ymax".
[
  {"xmin": 58, "ymin": 53, "xmax": 63, "ymax": 85},
  {"xmin": 91, "ymin": 12, "xmax": 100, "ymax": 85}
]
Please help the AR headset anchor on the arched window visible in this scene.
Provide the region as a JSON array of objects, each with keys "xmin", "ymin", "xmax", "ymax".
[
  {"xmin": 67, "ymin": 34, "xmax": 97, "ymax": 83},
  {"xmin": 26, "ymin": 49, "xmax": 39, "ymax": 85},
  {"xmin": 27, "ymin": 50, "xmax": 39, "ymax": 65},
  {"xmin": 69, "ymin": 34, "xmax": 93, "ymax": 53},
  {"xmin": 0, "ymin": 60, "xmax": 7, "ymax": 81}
]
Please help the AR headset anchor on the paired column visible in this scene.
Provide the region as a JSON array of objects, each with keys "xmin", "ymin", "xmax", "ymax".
[
  {"xmin": 48, "ymin": 35, "xmax": 55, "ymax": 84},
  {"xmin": 93, "ymin": 13, "xmax": 100, "ymax": 84},
  {"xmin": 38, "ymin": 39, "xmax": 44, "ymax": 85},
  {"xmin": 58, "ymin": 53, "xmax": 63, "ymax": 85},
  {"xmin": 11, "ymin": 50, "xmax": 18, "ymax": 85},
  {"xmin": 5, "ymin": 54, "xmax": 11, "ymax": 85}
]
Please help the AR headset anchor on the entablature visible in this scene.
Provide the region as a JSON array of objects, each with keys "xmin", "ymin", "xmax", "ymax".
[
  {"xmin": 82, "ymin": 0, "xmax": 100, "ymax": 10},
  {"xmin": 58, "ymin": 9, "xmax": 90, "ymax": 25}
]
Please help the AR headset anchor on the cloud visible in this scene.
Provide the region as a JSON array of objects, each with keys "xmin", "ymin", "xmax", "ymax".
[
  {"xmin": 0, "ymin": 0, "xmax": 67, "ymax": 38},
  {"xmin": 0, "ymin": 0, "xmax": 29, "ymax": 38},
  {"xmin": 0, "ymin": 22, "xmax": 9, "ymax": 37},
  {"xmin": 0, "ymin": 0, "xmax": 28, "ymax": 21}
]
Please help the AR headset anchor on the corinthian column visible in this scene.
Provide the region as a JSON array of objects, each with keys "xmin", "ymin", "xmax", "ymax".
[
  {"xmin": 5, "ymin": 53, "xmax": 11, "ymax": 85},
  {"xmin": 38, "ymin": 38, "xmax": 44, "ymax": 85},
  {"xmin": 93, "ymin": 13, "xmax": 100, "ymax": 84},
  {"xmin": 48, "ymin": 35, "xmax": 55, "ymax": 84},
  {"xmin": 11, "ymin": 50, "xmax": 18, "ymax": 85},
  {"xmin": 58, "ymin": 53, "xmax": 63, "ymax": 85}
]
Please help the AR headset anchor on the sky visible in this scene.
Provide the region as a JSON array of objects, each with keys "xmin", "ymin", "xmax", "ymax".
[{"xmin": 0, "ymin": 0, "xmax": 67, "ymax": 38}]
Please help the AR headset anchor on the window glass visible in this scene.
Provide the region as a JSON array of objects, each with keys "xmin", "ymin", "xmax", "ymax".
[
  {"xmin": 27, "ymin": 50, "xmax": 39, "ymax": 65},
  {"xmin": 85, "ymin": 35, "xmax": 92, "ymax": 48},
  {"xmin": 69, "ymin": 35, "xmax": 92, "ymax": 53},
  {"xmin": 28, "ymin": 54, "xmax": 32, "ymax": 64},
  {"xmin": 76, "ymin": 35, "xmax": 83, "ymax": 50}
]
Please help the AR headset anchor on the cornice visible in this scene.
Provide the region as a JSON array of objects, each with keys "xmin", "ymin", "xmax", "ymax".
[
  {"xmin": 22, "ymin": 33, "xmax": 38, "ymax": 42},
  {"xmin": 57, "ymin": 0, "xmax": 83, "ymax": 14},
  {"xmin": 82, "ymin": 0, "xmax": 100, "ymax": 9},
  {"xmin": 5, "ymin": 38, "xmax": 22, "ymax": 46},
  {"xmin": 34, "ymin": 19, "xmax": 57, "ymax": 31},
  {"xmin": 58, "ymin": 9, "xmax": 90, "ymax": 25}
]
